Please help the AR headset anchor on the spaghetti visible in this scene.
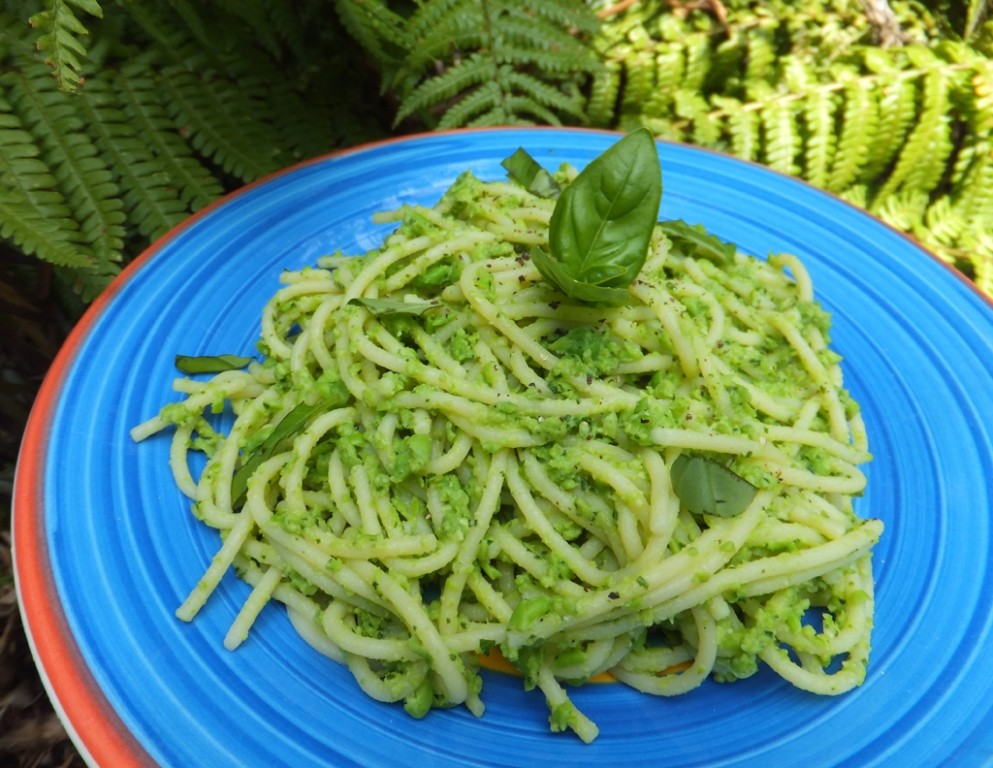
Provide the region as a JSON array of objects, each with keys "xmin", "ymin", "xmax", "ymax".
[{"xmin": 132, "ymin": 166, "xmax": 882, "ymax": 742}]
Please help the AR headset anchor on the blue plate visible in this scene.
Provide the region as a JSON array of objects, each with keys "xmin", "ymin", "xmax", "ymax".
[{"xmin": 15, "ymin": 128, "xmax": 993, "ymax": 767}]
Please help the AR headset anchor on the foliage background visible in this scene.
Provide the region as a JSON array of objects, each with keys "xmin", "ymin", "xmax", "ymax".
[{"xmin": 1, "ymin": 0, "xmax": 990, "ymax": 764}]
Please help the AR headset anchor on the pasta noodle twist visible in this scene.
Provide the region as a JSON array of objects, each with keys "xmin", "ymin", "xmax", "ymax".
[{"xmin": 132, "ymin": 169, "xmax": 882, "ymax": 742}]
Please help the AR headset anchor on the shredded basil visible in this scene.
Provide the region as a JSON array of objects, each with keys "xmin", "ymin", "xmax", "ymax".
[
  {"xmin": 175, "ymin": 354, "xmax": 253, "ymax": 374},
  {"xmin": 349, "ymin": 297, "xmax": 440, "ymax": 316},
  {"xmin": 231, "ymin": 400, "xmax": 329, "ymax": 507}
]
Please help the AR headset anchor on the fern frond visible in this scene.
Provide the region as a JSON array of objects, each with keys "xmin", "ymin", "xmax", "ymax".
[
  {"xmin": 827, "ymin": 78, "xmax": 877, "ymax": 192},
  {"xmin": 874, "ymin": 65, "xmax": 954, "ymax": 202},
  {"xmin": 965, "ymin": 230, "xmax": 993, "ymax": 297},
  {"xmin": 586, "ymin": 58, "xmax": 621, "ymax": 127},
  {"xmin": 759, "ymin": 95, "xmax": 801, "ymax": 176},
  {"xmin": 58, "ymin": 259, "xmax": 120, "ymax": 303},
  {"xmin": 332, "ymin": 0, "xmax": 410, "ymax": 71},
  {"xmin": 674, "ymin": 89, "xmax": 720, "ymax": 146},
  {"xmin": 75, "ymin": 77, "xmax": 190, "ymax": 241},
  {"xmin": 404, "ymin": 0, "xmax": 474, "ymax": 45},
  {"xmin": 495, "ymin": 14, "xmax": 602, "ymax": 74},
  {"xmin": 119, "ymin": 2, "xmax": 215, "ymax": 74},
  {"xmin": 435, "ymin": 82, "xmax": 502, "ymax": 131},
  {"xmin": 498, "ymin": 94, "xmax": 567, "ymax": 126},
  {"xmin": 651, "ymin": 47, "xmax": 685, "ymax": 107},
  {"xmin": 156, "ymin": 67, "xmax": 287, "ymax": 183},
  {"xmin": 800, "ymin": 86, "xmax": 838, "ymax": 190},
  {"xmin": 858, "ymin": 65, "xmax": 918, "ymax": 181},
  {"xmin": 923, "ymin": 195, "xmax": 969, "ymax": 245},
  {"xmin": 744, "ymin": 29, "xmax": 778, "ymax": 89},
  {"xmin": 965, "ymin": 0, "xmax": 990, "ymax": 41},
  {"xmin": 112, "ymin": 65, "xmax": 224, "ymax": 212},
  {"xmin": 682, "ymin": 33, "xmax": 713, "ymax": 93},
  {"xmin": 210, "ymin": 0, "xmax": 286, "ymax": 62},
  {"xmin": 873, "ymin": 188, "xmax": 930, "ymax": 232},
  {"xmin": 0, "ymin": 190, "xmax": 88, "ymax": 268},
  {"xmin": 619, "ymin": 46, "xmax": 656, "ymax": 114},
  {"xmin": 3, "ymin": 65, "xmax": 125, "ymax": 266},
  {"xmin": 502, "ymin": 70, "xmax": 585, "ymax": 119},
  {"xmin": 524, "ymin": 0, "xmax": 600, "ymax": 36},
  {"xmin": 951, "ymin": 139, "xmax": 993, "ymax": 220},
  {"xmin": 29, "ymin": 0, "xmax": 103, "ymax": 92},
  {"xmin": 394, "ymin": 53, "xmax": 495, "ymax": 126},
  {"xmin": 394, "ymin": 0, "xmax": 599, "ymax": 129},
  {"xmin": 967, "ymin": 59, "xmax": 993, "ymax": 132},
  {"xmin": 713, "ymin": 96, "xmax": 761, "ymax": 162}
]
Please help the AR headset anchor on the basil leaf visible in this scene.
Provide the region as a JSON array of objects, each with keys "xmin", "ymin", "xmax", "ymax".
[
  {"xmin": 175, "ymin": 354, "xmax": 253, "ymax": 374},
  {"xmin": 501, "ymin": 147, "xmax": 561, "ymax": 198},
  {"xmin": 529, "ymin": 246, "xmax": 629, "ymax": 305},
  {"xmin": 660, "ymin": 219, "xmax": 737, "ymax": 265},
  {"xmin": 537, "ymin": 128, "xmax": 662, "ymax": 304},
  {"xmin": 349, "ymin": 297, "xmax": 440, "ymax": 316},
  {"xmin": 670, "ymin": 454, "xmax": 757, "ymax": 518}
]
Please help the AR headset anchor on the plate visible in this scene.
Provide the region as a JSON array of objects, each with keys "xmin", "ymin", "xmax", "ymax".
[{"xmin": 14, "ymin": 128, "xmax": 993, "ymax": 767}]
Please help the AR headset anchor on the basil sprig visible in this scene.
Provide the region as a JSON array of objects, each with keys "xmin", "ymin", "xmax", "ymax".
[{"xmin": 522, "ymin": 129, "xmax": 662, "ymax": 305}]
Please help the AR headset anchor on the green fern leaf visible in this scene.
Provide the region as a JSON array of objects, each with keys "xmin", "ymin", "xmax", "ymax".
[
  {"xmin": 951, "ymin": 139, "xmax": 993, "ymax": 221},
  {"xmin": 744, "ymin": 29, "xmax": 778, "ymax": 90},
  {"xmin": 838, "ymin": 183, "xmax": 870, "ymax": 209},
  {"xmin": 874, "ymin": 66, "xmax": 954, "ymax": 202},
  {"xmin": 497, "ymin": 14, "xmax": 599, "ymax": 69},
  {"xmin": 674, "ymin": 89, "xmax": 720, "ymax": 146},
  {"xmin": 29, "ymin": 0, "xmax": 103, "ymax": 92},
  {"xmin": 967, "ymin": 60, "xmax": 993, "ymax": 133},
  {"xmin": 801, "ymin": 86, "xmax": 839, "ymax": 189},
  {"xmin": 502, "ymin": 70, "xmax": 585, "ymax": 119},
  {"xmin": 760, "ymin": 96, "xmax": 801, "ymax": 176},
  {"xmin": 620, "ymin": 47, "xmax": 656, "ymax": 115},
  {"xmin": 332, "ymin": 0, "xmax": 410, "ymax": 71},
  {"xmin": 112, "ymin": 66, "xmax": 224, "ymax": 212},
  {"xmin": 965, "ymin": 230, "xmax": 993, "ymax": 297},
  {"xmin": 156, "ymin": 67, "xmax": 287, "ymax": 183},
  {"xmin": 873, "ymin": 188, "xmax": 930, "ymax": 232},
  {"xmin": 524, "ymin": 0, "xmax": 600, "ymax": 36},
  {"xmin": 395, "ymin": 53, "xmax": 494, "ymax": 126},
  {"xmin": 58, "ymin": 260, "xmax": 120, "ymax": 303},
  {"xmin": 860, "ymin": 80, "xmax": 915, "ymax": 183},
  {"xmin": 965, "ymin": 0, "xmax": 990, "ymax": 41},
  {"xmin": 404, "ymin": 0, "xmax": 474, "ymax": 46},
  {"xmin": 713, "ymin": 96, "xmax": 761, "ymax": 162},
  {"xmin": 645, "ymin": 48, "xmax": 685, "ymax": 117},
  {"xmin": 924, "ymin": 195, "xmax": 969, "ymax": 245},
  {"xmin": 827, "ymin": 78, "xmax": 877, "ymax": 193},
  {"xmin": 586, "ymin": 58, "xmax": 622, "ymax": 127},
  {"xmin": 3, "ymin": 65, "xmax": 125, "ymax": 266},
  {"xmin": 435, "ymin": 82, "xmax": 502, "ymax": 130},
  {"xmin": 0, "ymin": 191, "xmax": 89, "ymax": 268},
  {"xmin": 394, "ymin": 0, "xmax": 599, "ymax": 129},
  {"xmin": 682, "ymin": 33, "xmax": 713, "ymax": 93},
  {"xmin": 116, "ymin": 2, "xmax": 215, "ymax": 73},
  {"xmin": 498, "ymin": 94, "xmax": 566, "ymax": 126},
  {"xmin": 75, "ymin": 76, "xmax": 190, "ymax": 240}
]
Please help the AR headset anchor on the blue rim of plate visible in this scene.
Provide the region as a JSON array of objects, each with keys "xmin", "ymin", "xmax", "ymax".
[{"xmin": 14, "ymin": 127, "xmax": 993, "ymax": 768}]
